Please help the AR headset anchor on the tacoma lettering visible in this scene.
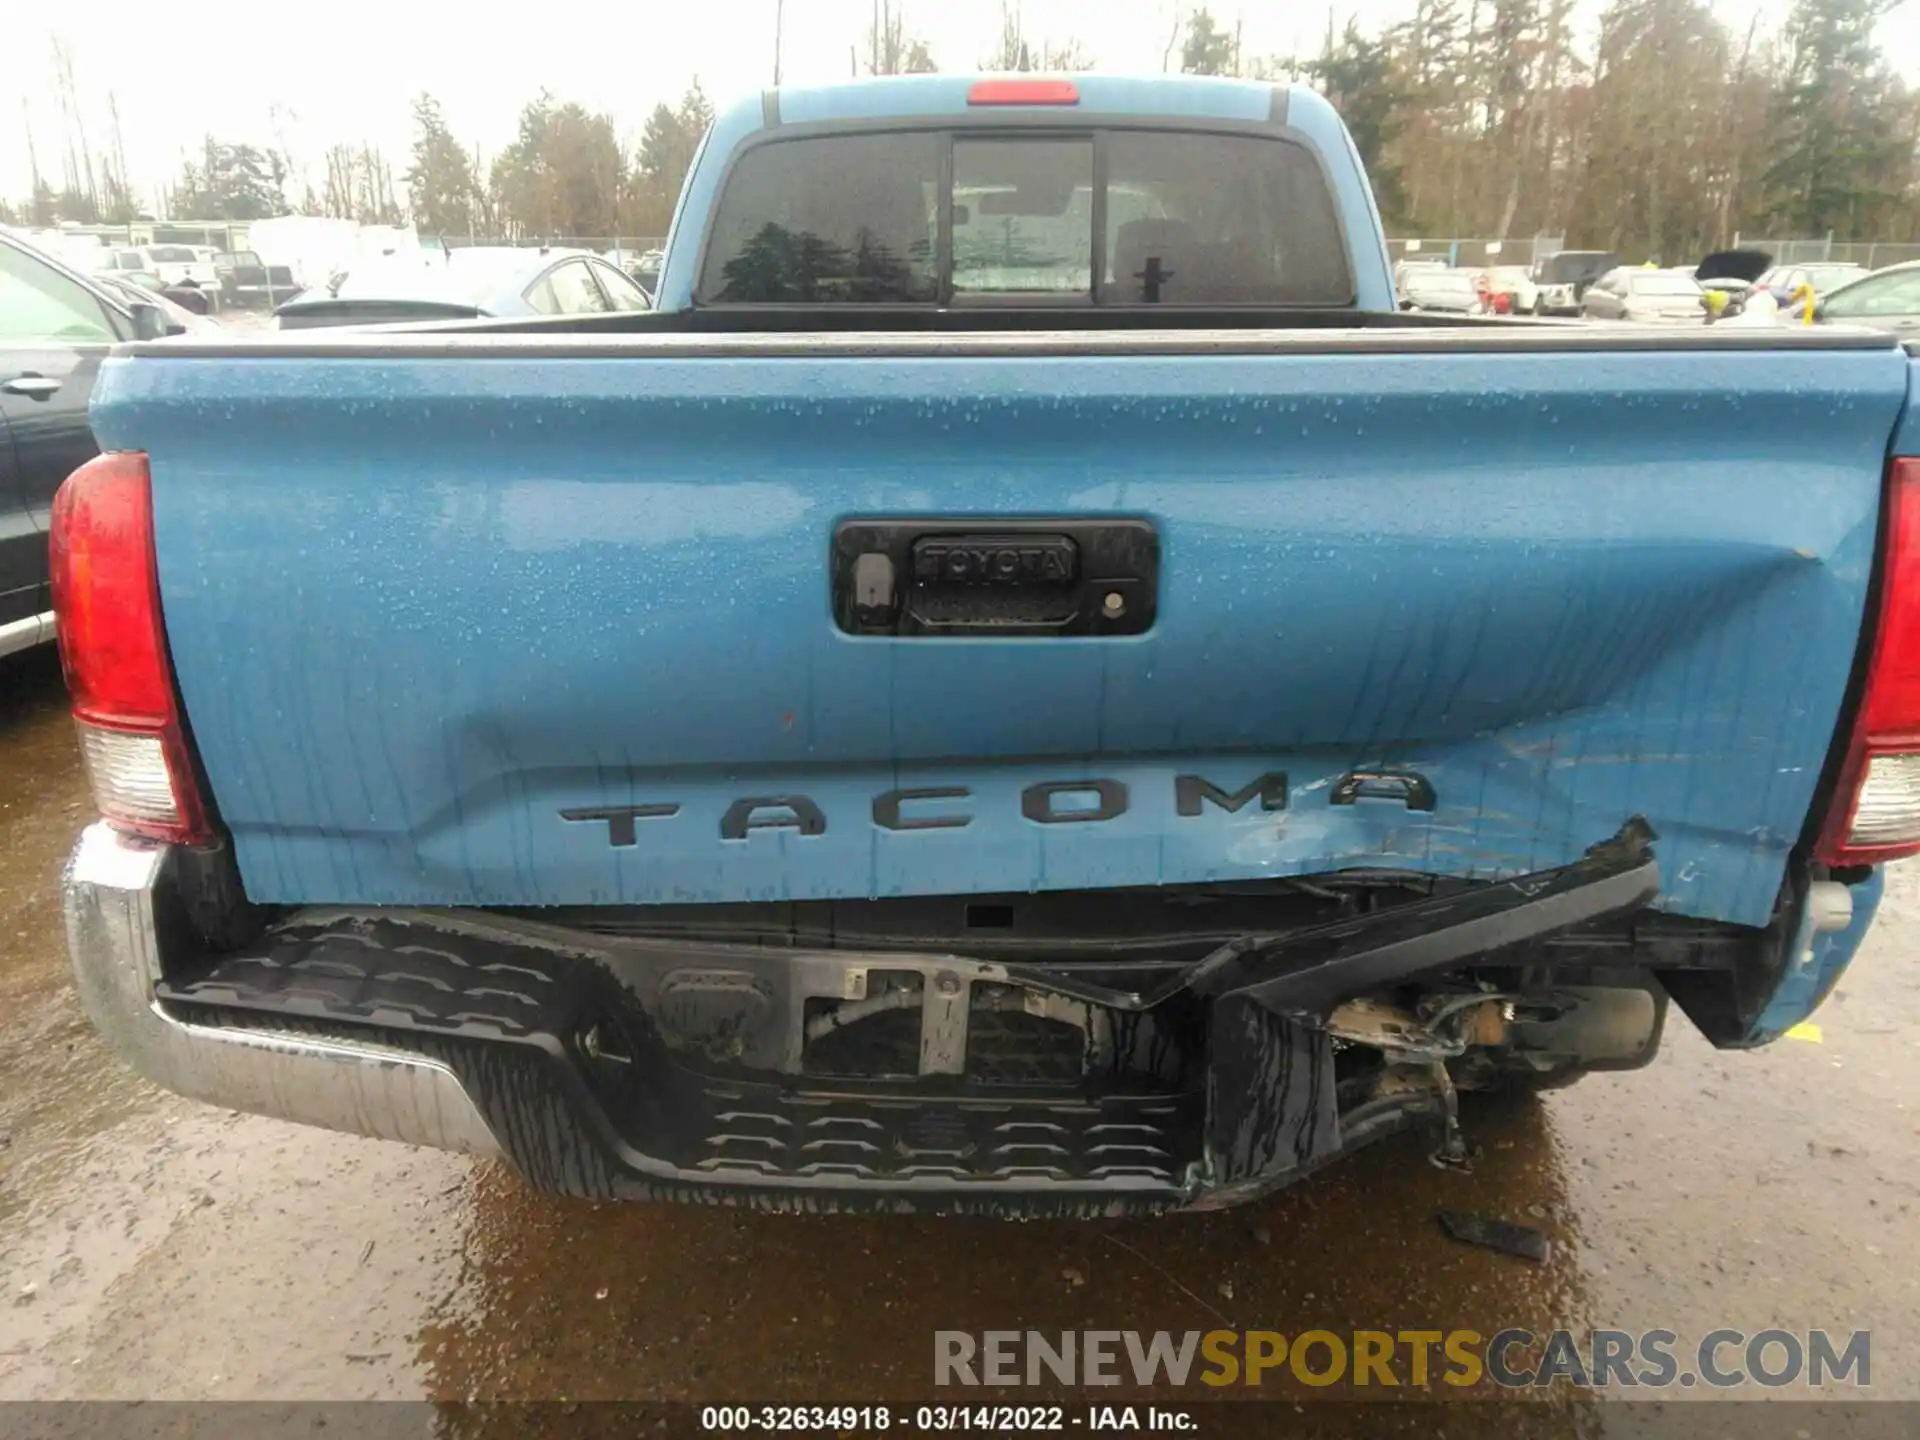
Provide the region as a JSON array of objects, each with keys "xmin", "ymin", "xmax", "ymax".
[
  {"xmin": 720, "ymin": 796, "xmax": 829, "ymax": 840},
  {"xmin": 874, "ymin": 787, "xmax": 973, "ymax": 831},
  {"xmin": 1022, "ymin": 779, "xmax": 1129, "ymax": 824},
  {"xmin": 563, "ymin": 770, "xmax": 1433, "ymax": 845},
  {"xmin": 559, "ymin": 803, "xmax": 679, "ymax": 847},
  {"xmin": 1175, "ymin": 772, "xmax": 1288, "ymax": 817}
]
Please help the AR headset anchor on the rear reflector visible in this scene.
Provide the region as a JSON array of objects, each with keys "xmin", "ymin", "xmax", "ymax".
[
  {"xmin": 967, "ymin": 79, "xmax": 1080, "ymax": 106},
  {"xmin": 50, "ymin": 452, "xmax": 211, "ymax": 845},
  {"xmin": 1818, "ymin": 456, "xmax": 1920, "ymax": 865},
  {"xmin": 75, "ymin": 728, "xmax": 187, "ymax": 830}
]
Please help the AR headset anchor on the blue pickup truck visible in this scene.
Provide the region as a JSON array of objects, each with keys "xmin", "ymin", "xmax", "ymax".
[{"xmin": 51, "ymin": 74, "xmax": 1920, "ymax": 1215}]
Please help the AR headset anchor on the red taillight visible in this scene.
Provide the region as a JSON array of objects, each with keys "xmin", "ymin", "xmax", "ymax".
[
  {"xmin": 50, "ymin": 452, "xmax": 211, "ymax": 845},
  {"xmin": 967, "ymin": 79, "xmax": 1080, "ymax": 106},
  {"xmin": 1818, "ymin": 457, "xmax": 1920, "ymax": 865}
]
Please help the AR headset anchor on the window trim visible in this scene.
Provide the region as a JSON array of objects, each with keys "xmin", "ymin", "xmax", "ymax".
[
  {"xmin": 690, "ymin": 114, "xmax": 1359, "ymax": 311},
  {"xmin": 587, "ymin": 257, "xmax": 653, "ymax": 312},
  {"xmin": 521, "ymin": 268, "xmax": 560, "ymax": 315},
  {"xmin": 540, "ymin": 258, "xmax": 613, "ymax": 316}
]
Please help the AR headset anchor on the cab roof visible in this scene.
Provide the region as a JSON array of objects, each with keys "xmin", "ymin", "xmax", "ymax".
[{"xmin": 753, "ymin": 73, "xmax": 1311, "ymax": 128}]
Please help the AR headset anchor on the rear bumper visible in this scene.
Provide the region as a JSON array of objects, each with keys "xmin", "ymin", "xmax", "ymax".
[
  {"xmin": 65, "ymin": 820, "xmax": 1664, "ymax": 1215},
  {"xmin": 62, "ymin": 824, "xmax": 501, "ymax": 1158},
  {"xmin": 0, "ymin": 609, "xmax": 55, "ymax": 659}
]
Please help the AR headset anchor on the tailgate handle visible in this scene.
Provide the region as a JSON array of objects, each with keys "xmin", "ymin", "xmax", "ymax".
[{"xmin": 832, "ymin": 517, "xmax": 1158, "ymax": 638}]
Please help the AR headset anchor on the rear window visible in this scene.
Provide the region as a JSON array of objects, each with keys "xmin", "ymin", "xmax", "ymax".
[
  {"xmin": 146, "ymin": 246, "xmax": 196, "ymax": 262},
  {"xmin": 1804, "ymin": 265, "xmax": 1864, "ymax": 291},
  {"xmin": 698, "ymin": 127, "xmax": 1352, "ymax": 307}
]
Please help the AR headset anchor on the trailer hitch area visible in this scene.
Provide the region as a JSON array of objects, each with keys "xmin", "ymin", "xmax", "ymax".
[{"xmin": 1000, "ymin": 817, "xmax": 1661, "ymax": 1020}]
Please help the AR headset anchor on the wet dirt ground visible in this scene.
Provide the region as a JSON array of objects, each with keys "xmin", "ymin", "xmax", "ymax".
[{"xmin": 3, "ymin": 646, "xmax": 1918, "ymax": 1432}]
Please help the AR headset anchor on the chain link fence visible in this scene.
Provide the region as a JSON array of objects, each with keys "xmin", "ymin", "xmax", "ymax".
[
  {"xmin": 1731, "ymin": 236, "xmax": 1920, "ymax": 270},
  {"xmin": 1383, "ymin": 235, "xmax": 1565, "ymax": 268}
]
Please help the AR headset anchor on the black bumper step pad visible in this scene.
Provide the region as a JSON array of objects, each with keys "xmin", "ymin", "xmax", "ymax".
[{"xmin": 158, "ymin": 914, "xmax": 1202, "ymax": 1198}]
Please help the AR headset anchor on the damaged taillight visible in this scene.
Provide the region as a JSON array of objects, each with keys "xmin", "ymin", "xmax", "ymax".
[
  {"xmin": 49, "ymin": 451, "xmax": 212, "ymax": 845},
  {"xmin": 1818, "ymin": 456, "xmax": 1920, "ymax": 865}
]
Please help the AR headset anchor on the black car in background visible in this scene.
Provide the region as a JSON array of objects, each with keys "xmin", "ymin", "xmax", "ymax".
[
  {"xmin": 1694, "ymin": 249, "xmax": 1774, "ymax": 321},
  {"xmin": 0, "ymin": 230, "xmax": 182, "ymax": 659},
  {"xmin": 215, "ymin": 250, "xmax": 302, "ymax": 309}
]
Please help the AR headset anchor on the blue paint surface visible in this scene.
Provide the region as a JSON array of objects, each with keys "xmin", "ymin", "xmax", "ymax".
[
  {"xmin": 655, "ymin": 76, "xmax": 1395, "ymax": 314},
  {"xmin": 92, "ymin": 343, "xmax": 1911, "ymax": 916}
]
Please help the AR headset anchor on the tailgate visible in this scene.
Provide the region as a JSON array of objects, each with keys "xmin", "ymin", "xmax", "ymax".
[{"xmin": 94, "ymin": 332, "xmax": 1909, "ymax": 926}]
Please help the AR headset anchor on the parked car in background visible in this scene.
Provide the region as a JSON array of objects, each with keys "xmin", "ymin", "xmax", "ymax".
[
  {"xmin": 83, "ymin": 247, "xmax": 221, "ymax": 315},
  {"xmin": 1814, "ymin": 260, "xmax": 1920, "ymax": 338},
  {"xmin": 88, "ymin": 246, "xmax": 154, "ymax": 281},
  {"xmin": 275, "ymin": 246, "xmax": 654, "ymax": 329},
  {"xmin": 215, "ymin": 250, "xmax": 301, "ymax": 309},
  {"xmin": 1582, "ymin": 267, "xmax": 1705, "ymax": 323},
  {"xmin": 136, "ymin": 245, "xmax": 222, "ymax": 301},
  {"xmin": 1477, "ymin": 265, "xmax": 1536, "ymax": 314},
  {"xmin": 1693, "ymin": 249, "xmax": 1773, "ymax": 322},
  {"xmin": 1529, "ymin": 249, "xmax": 1618, "ymax": 315},
  {"xmin": 91, "ymin": 273, "xmax": 224, "ymax": 336},
  {"xmin": 1760, "ymin": 262, "xmax": 1867, "ymax": 319},
  {"xmin": 1766, "ymin": 264, "xmax": 1858, "ymax": 311},
  {"xmin": 0, "ymin": 230, "xmax": 181, "ymax": 657},
  {"xmin": 1398, "ymin": 266, "xmax": 1482, "ymax": 313},
  {"xmin": 630, "ymin": 248, "xmax": 666, "ymax": 297},
  {"xmin": 1391, "ymin": 255, "xmax": 1447, "ymax": 294}
]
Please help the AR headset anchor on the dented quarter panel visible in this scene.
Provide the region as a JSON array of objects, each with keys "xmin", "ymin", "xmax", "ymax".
[{"xmin": 92, "ymin": 343, "xmax": 1908, "ymax": 924}]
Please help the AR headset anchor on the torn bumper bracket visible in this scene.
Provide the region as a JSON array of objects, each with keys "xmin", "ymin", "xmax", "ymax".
[
  {"xmin": 1013, "ymin": 819, "xmax": 1663, "ymax": 1205},
  {"xmin": 1004, "ymin": 817, "xmax": 1661, "ymax": 1020}
]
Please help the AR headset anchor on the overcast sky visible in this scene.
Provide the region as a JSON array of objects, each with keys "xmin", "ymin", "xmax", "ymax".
[{"xmin": 4, "ymin": 0, "xmax": 1919, "ymax": 207}]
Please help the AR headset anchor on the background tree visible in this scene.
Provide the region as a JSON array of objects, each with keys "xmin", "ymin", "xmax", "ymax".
[
  {"xmin": 981, "ymin": 2, "xmax": 1093, "ymax": 71},
  {"xmin": 622, "ymin": 81, "xmax": 715, "ymax": 236},
  {"xmin": 1763, "ymin": 0, "xmax": 1914, "ymax": 237},
  {"xmin": 169, "ymin": 139, "xmax": 289, "ymax": 219},
  {"xmin": 1565, "ymin": 0, "xmax": 1734, "ymax": 259},
  {"xmin": 12, "ymin": 4, "xmax": 1920, "ymax": 251},
  {"xmin": 866, "ymin": 2, "xmax": 939, "ymax": 75},
  {"xmin": 320, "ymin": 143, "xmax": 401, "ymax": 224},
  {"xmin": 489, "ymin": 93, "xmax": 624, "ymax": 238},
  {"xmin": 405, "ymin": 94, "xmax": 479, "ymax": 237},
  {"xmin": 1179, "ymin": 8, "xmax": 1241, "ymax": 76},
  {"xmin": 1301, "ymin": 24, "xmax": 1412, "ymax": 227}
]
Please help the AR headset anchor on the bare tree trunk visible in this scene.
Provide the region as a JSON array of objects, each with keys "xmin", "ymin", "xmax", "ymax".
[
  {"xmin": 23, "ymin": 99, "xmax": 42, "ymax": 197},
  {"xmin": 1452, "ymin": 0, "xmax": 1481, "ymax": 232},
  {"xmin": 1536, "ymin": 0, "xmax": 1564, "ymax": 233},
  {"xmin": 1716, "ymin": 14, "xmax": 1760, "ymax": 248}
]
